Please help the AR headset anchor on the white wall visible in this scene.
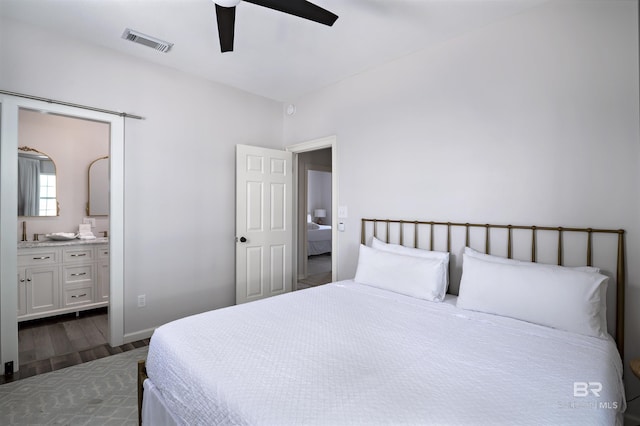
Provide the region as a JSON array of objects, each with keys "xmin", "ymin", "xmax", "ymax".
[
  {"xmin": 283, "ymin": 0, "xmax": 640, "ymax": 417},
  {"xmin": 308, "ymin": 170, "xmax": 332, "ymax": 225},
  {"xmin": 0, "ymin": 18, "xmax": 284, "ymax": 337}
]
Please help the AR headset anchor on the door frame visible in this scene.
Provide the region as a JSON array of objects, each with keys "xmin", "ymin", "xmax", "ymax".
[
  {"xmin": 286, "ymin": 136, "xmax": 338, "ymax": 288},
  {"xmin": 0, "ymin": 95, "xmax": 125, "ymax": 372}
]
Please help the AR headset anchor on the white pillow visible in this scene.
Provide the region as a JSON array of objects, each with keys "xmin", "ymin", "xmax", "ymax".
[
  {"xmin": 372, "ymin": 237, "xmax": 449, "ymax": 261},
  {"xmin": 464, "ymin": 246, "xmax": 600, "ymax": 273},
  {"xmin": 457, "ymin": 253, "xmax": 608, "ymax": 338},
  {"xmin": 354, "ymin": 244, "xmax": 448, "ymax": 302},
  {"xmin": 307, "ymin": 222, "xmax": 320, "ymax": 230},
  {"xmin": 372, "ymin": 237, "xmax": 450, "ymax": 289}
]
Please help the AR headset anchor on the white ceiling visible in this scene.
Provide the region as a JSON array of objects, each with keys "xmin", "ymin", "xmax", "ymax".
[{"xmin": 0, "ymin": 0, "xmax": 546, "ymax": 102}]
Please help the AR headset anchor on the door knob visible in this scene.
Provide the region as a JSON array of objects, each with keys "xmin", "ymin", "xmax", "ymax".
[{"xmin": 239, "ymin": 237, "xmax": 247, "ymax": 243}]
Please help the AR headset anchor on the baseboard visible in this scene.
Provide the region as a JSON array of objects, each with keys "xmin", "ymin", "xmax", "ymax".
[{"xmin": 124, "ymin": 327, "xmax": 155, "ymax": 344}]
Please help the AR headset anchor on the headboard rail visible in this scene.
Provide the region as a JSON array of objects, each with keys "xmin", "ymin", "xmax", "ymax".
[{"xmin": 361, "ymin": 218, "xmax": 626, "ymax": 359}]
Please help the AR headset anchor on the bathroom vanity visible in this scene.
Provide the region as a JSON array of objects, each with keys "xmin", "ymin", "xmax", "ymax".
[{"xmin": 17, "ymin": 238, "xmax": 109, "ymax": 322}]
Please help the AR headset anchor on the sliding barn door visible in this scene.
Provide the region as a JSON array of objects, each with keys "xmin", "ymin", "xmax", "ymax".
[{"xmin": 236, "ymin": 145, "xmax": 293, "ymax": 304}]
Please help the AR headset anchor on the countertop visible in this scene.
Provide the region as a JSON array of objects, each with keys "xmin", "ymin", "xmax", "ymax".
[{"xmin": 18, "ymin": 237, "xmax": 109, "ymax": 249}]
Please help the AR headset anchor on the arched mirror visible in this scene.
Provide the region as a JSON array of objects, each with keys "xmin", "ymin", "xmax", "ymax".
[
  {"xmin": 18, "ymin": 146, "xmax": 58, "ymax": 217},
  {"xmin": 87, "ymin": 156, "xmax": 109, "ymax": 216}
]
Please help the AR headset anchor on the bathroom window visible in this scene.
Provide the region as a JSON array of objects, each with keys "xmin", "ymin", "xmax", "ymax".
[{"xmin": 39, "ymin": 174, "xmax": 57, "ymax": 216}]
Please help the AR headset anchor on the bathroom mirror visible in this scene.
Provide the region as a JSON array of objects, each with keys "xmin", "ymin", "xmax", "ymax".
[
  {"xmin": 18, "ymin": 146, "xmax": 58, "ymax": 217},
  {"xmin": 87, "ymin": 156, "xmax": 109, "ymax": 216}
]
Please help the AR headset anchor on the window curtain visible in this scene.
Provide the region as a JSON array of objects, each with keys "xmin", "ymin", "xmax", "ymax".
[{"xmin": 18, "ymin": 156, "xmax": 40, "ymax": 216}]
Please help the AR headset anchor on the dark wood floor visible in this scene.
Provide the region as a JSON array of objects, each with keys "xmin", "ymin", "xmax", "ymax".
[
  {"xmin": 298, "ymin": 254, "xmax": 332, "ymax": 290},
  {"xmin": 0, "ymin": 308, "xmax": 149, "ymax": 385}
]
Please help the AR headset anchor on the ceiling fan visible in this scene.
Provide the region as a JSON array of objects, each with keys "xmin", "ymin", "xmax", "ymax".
[{"xmin": 213, "ymin": 0, "xmax": 338, "ymax": 52}]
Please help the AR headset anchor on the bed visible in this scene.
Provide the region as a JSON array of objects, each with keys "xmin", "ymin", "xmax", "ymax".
[
  {"xmin": 138, "ymin": 218, "xmax": 626, "ymax": 425},
  {"xmin": 307, "ymin": 222, "xmax": 332, "ymax": 255}
]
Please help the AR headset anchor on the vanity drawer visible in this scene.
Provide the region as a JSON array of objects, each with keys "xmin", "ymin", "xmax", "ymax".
[
  {"xmin": 63, "ymin": 285, "xmax": 94, "ymax": 307},
  {"xmin": 97, "ymin": 245, "xmax": 109, "ymax": 259},
  {"xmin": 63, "ymin": 247, "xmax": 94, "ymax": 263},
  {"xmin": 18, "ymin": 250, "xmax": 59, "ymax": 267},
  {"xmin": 63, "ymin": 264, "xmax": 94, "ymax": 284}
]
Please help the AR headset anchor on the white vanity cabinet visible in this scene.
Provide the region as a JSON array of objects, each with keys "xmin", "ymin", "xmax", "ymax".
[
  {"xmin": 62, "ymin": 246, "xmax": 95, "ymax": 308},
  {"xmin": 17, "ymin": 241, "xmax": 109, "ymax": 322},
  {"xmin": 17, "ymin": 276, "xmax": 26, "ymax": 317},
  {"xmin": 96, "ymin": 245, "xmax": 110, "ymax": 303},
  {"xmin": 18, "ymin": 249, "xmax": 60, "ymax": 317}
]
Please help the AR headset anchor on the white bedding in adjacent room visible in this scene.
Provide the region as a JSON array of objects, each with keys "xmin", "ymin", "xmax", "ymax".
[
  {"xmin": 307, "ymin": 224, "xmax": 331, "ymax": 255},
  {"xmin": 145, "ymin": 281, "xmax": 625, "ymax": 425}
]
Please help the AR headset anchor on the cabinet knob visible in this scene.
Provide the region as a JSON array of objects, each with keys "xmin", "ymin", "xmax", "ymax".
[
  {"xmin": 27, "ymin": 278, "xmax": 31, "ymax": 282},
  {"xmin": 239, "ymin": 237, "xmax": 247, "ymax": 243}
]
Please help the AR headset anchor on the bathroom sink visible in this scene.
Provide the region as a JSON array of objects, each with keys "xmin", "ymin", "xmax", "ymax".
[{"xmin": 46, "ymin": 233, "xmax": 78, "ymax": 241}]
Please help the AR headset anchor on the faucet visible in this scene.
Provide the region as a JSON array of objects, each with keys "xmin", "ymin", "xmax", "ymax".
[
  {"xmin": 101, "ymin": 230, "xmax": 108, "ymax": 238},
  {"xmin": 21, "ymin": 221, "xmax": 27, "ymax": 242}
]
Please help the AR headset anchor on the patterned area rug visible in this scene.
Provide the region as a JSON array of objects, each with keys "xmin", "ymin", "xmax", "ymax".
[{"xmin": 0, "ymin": 346, "xmax": 148, "ymax": 425}]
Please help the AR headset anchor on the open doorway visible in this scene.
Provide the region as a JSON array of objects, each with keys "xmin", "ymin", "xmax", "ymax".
[
  {"xmin": 296, "ymin": 148, "xmax": 332, "ymax": 290},
  {"xmin": 16, "ymin": 108, "xmax": 111, "ymax": 376},
  {"xmin": 235, "ymin": 138, "xmax": 337, "ymax": 301},
  {"xmin": 1, "ymin": 93, "xmax": 125, "ymax": 377}
]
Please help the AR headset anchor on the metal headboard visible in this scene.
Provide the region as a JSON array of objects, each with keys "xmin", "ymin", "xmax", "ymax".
[{"xmin": 361, "ymin": 218, "xmax": 626, "ymax": 359}]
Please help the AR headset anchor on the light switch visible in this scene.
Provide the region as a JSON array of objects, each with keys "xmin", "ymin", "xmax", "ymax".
[{"xmin": 338, "ymin": 205, "xmax": 348, "ymax": 218}]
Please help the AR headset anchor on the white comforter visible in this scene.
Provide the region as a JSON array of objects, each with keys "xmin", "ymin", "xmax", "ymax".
[
  {"xmin": 307, "ymin": 224, "xmax": 332, "ymax": 242},
  {"xmin": 146, "ymin": 281, "xmax": 625, "ymax": 425}
]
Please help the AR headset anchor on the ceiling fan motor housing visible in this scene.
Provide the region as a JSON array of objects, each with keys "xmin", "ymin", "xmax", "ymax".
[{"xmin": 215, "ymin": 0, "xmax": 241, "ymax": 7}]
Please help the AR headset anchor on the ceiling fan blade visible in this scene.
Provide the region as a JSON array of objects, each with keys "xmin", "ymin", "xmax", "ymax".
[
  {"xmin": 215, "ymin": 4, "xmax": 236, "ymax": 52},
  {"xmin": 244, "ymin": 0, "xmax": 338, "ymax": 26}
]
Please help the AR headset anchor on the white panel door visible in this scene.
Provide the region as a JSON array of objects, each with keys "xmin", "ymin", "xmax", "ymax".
[{"xmin": 236, "ymin": 145, "xmax": 293, "ymax": 304}]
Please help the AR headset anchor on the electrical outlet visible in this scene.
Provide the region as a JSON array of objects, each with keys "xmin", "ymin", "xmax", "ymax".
[
  {"xmin": 4, "ymin": 361, "xmax": 14, "ymax": 376},
  {"xmin": 83, "ymin": 217, "xmax": 96, "ymax": 228},
  {"xmin": 137, "ymin": 294, "xmax": 146, "ymax": 308}
]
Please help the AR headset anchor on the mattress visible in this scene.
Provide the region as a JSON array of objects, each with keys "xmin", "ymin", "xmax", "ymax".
[
  {"xmin": 145, "ymin": 281, "xmax": 625, "ymax": 425},
  {"xmin": 308, "ymin": 224, "xmax": 332, "ymax": 255},
  {"xmin": 308, "ymin": 239, "xmax": 332, "ymax": 255}
]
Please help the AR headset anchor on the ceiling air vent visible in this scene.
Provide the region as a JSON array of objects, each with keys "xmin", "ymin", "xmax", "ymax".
[{"xmin": 122, "ymin": 28, "xmax": 173, "ymax": 53}]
